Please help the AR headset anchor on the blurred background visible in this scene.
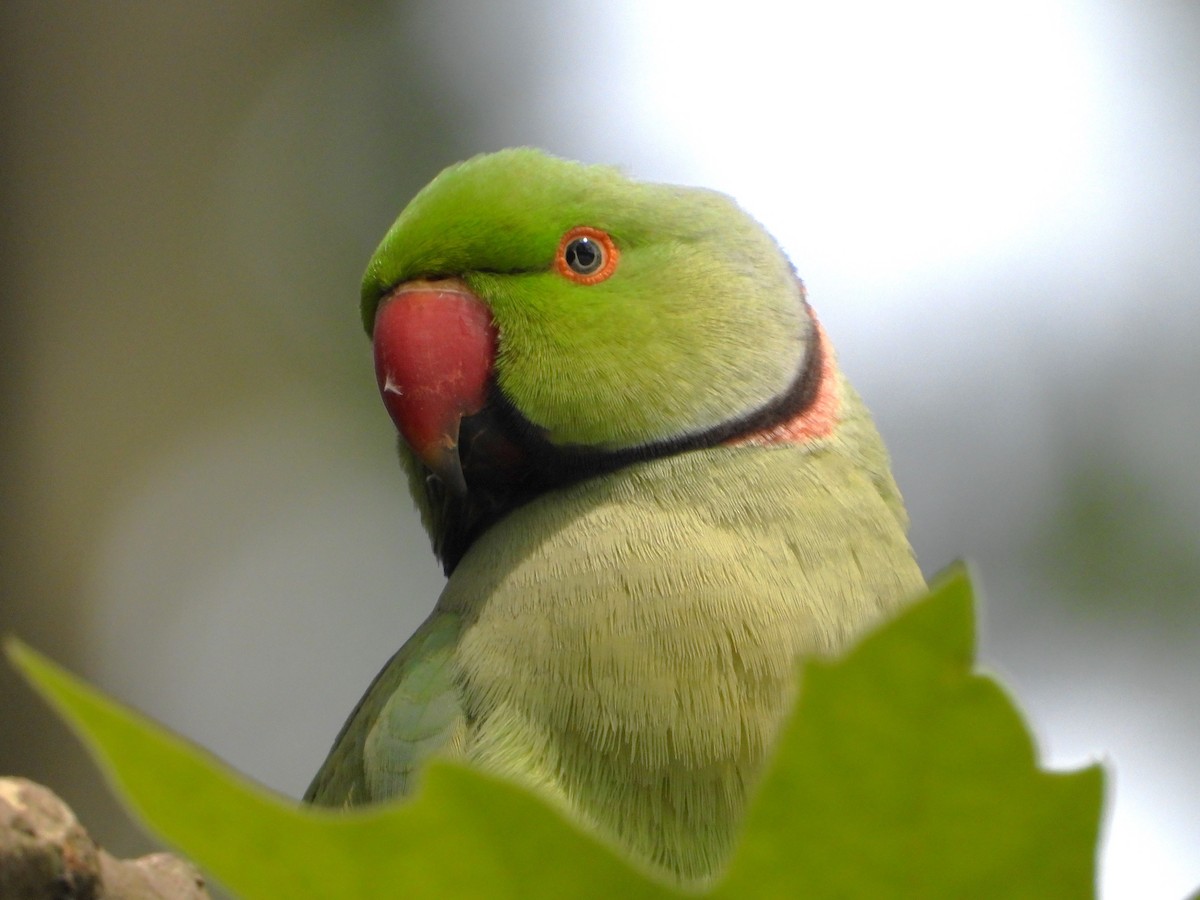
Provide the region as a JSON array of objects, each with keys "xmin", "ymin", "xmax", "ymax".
[{"xmin": 1, "ymin": 2, "xmax": 1196, "ymax": 897}]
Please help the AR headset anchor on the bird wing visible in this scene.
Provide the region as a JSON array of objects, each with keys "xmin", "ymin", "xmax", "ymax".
[{"xmin": 303, "ymin": 609, "xmax": 465, "ymax": 806}]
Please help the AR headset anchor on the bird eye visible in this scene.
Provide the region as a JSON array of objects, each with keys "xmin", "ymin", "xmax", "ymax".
[
  {"xmin": 556, "ymin": 226, "xmax": 619, "ymax": 285},
  {"xmin": 565, "ymin": 237, "xmax": 602, "ymax": 275}
]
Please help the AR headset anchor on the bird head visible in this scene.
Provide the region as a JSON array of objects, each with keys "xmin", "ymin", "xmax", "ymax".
[{"xmin": 363, "ymin": 149, "xmax": 830, "ymax": 570}]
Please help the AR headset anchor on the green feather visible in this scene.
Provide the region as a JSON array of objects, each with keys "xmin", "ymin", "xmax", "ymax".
[
  {"xmin": 362, "ymin": 148, "xmax": 805, "ymax": 449},
  {"xmin": 305, "ymin": 612, "xmax": 464, "ymax": 806},
  {"xmin": 311, "ymin": 149, "xmax": 925, "ymax": 887}
]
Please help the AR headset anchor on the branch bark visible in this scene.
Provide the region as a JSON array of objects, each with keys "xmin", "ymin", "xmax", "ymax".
[{"xmin": 0, "ymin": 777, "xmax": 210, "ymax": 899}]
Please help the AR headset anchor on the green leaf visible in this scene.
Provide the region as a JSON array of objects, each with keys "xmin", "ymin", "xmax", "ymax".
[
  {"xmin": 718, "ymin": 567, "xmax": 1105, "ymax": 899},
  {"xmin": 5, "ymin": 569, "xmax": 1104, "ymax": 898},
  {"xmin": 3, "ymin": 638, "xmax": 675, "ymax": 900}
]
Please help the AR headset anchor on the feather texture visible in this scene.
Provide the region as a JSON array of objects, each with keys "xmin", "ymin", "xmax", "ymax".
[{"xmin": 306, "ymin": 149, "xmax": 925, "ymax": 885}]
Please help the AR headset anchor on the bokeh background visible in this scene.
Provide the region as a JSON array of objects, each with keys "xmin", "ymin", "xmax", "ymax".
[{"xmin": 2, "ymin": 2, "xmax": 1197, "ymax": 897}]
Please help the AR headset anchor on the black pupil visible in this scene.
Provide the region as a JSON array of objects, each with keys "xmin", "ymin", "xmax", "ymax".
[{"xmin": 565, "ymin": 237, "xmax": 602, "ymax": 274}]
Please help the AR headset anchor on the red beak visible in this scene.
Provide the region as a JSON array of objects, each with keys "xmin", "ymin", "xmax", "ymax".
[{"xmin": 372, "ymin": 278, "xmax": 498, "ymax": 496}]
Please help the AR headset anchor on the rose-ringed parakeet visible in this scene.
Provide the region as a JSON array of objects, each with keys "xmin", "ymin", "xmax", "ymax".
[{"xmin": 305, "ymin": 148, "xmax": 925, "ymax": 885}]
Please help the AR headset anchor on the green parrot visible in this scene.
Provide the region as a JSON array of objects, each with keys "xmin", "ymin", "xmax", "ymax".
[{"xmin": 305, "ymin": 148, "xmax": 925, "ymax": 885}]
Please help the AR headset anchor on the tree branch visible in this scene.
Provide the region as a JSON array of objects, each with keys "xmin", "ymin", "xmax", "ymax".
[{"xmin": 0, "ymin": 777, "xmax": 210, "ymax": 899}]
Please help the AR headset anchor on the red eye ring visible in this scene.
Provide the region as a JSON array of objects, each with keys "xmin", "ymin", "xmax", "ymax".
[{"xmin": 555, "ymin": 226, "xmax": 619, "ymax": 285}]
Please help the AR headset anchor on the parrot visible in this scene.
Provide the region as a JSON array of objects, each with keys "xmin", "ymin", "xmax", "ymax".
[{"xmin": 304, "ymin": 148, "xmax": 926, "ymax": 885}]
